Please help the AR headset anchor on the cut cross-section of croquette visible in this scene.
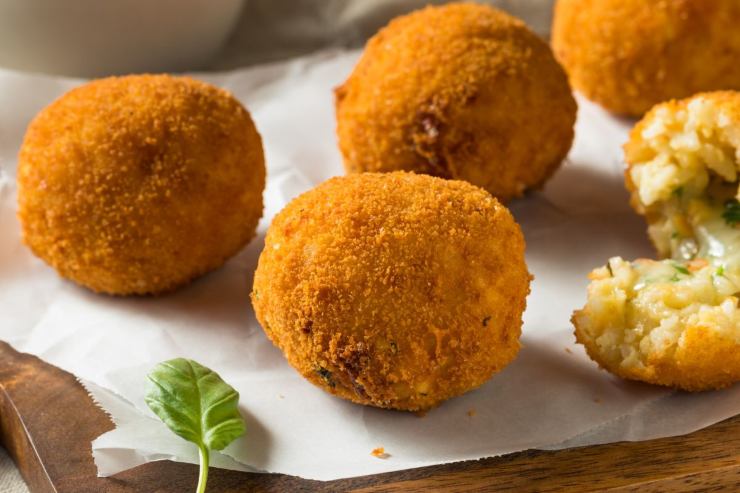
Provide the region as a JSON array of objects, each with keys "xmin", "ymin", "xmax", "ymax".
[{"xmin": 573, "ymin": 92, "xmax": 740, "ymax": 391}]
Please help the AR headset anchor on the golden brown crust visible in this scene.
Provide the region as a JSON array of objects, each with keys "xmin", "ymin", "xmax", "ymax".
[
  {"xmin": 574, "ymin": 317, "xmax": 740, "ymax": 391},
  {"xmin": 251, "ymin": 172, "xmax": 531, "ymax": 410},
  {"xmin": 552, "ymin": 0, "xmax": 740, "ymax": 116},
  {"xmin": 335, "ymin": 2, "xmax": 576, "ymax": 202},
  {"xmin": 17, "ymin": 74, "xmax": 265, "ymax": 295}
]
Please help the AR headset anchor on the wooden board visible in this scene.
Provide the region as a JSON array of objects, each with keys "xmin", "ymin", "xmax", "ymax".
[{"xmin": 1, "ymin": 341, "xmax": 738, "ymax": 492}]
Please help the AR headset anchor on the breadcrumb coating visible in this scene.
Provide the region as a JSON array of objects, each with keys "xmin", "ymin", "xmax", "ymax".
[
  {"xmin": 251, "ymin": 172, "xmax": 531, "ymax": 411},
  {"xmin": 335, "ymin": 2, "xmax": 576, "ymax": 202},
  {"xmin": 552, "ymin": 0, "xmax": 740, "ymax": 116},
  {"xmin": 573, "ymin": 93, "xmax": 740, "ymax": 391},
  {"xmin": 17, "ymin": 74, "xmax": 265, "ymax": 295}
]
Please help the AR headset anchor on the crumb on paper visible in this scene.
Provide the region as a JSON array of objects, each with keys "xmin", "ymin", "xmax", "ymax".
[
  {"xmin": 414, "ymin": 410, "xmax": 428, "ymax": 418},
  {"xmin": 593, "ymin": 397, "xmax": 601, "ymax": 404},
  {"xmin": 278, "ymin": 394, "xmax": 284, "ymax": 399},
  {"xmin": 467, "ymin": 408, "xmax": 476, "ymax": 417},
  {"xmin": 371, "ymin": 447, "xmax": 390, "ymax": 459},
  {"xmin": 564, "ymin": 347, "xmax": 572, "ymax": 354}
]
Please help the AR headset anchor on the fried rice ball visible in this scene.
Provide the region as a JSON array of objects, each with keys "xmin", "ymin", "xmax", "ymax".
[
  {"xmin": 573, "ymin": 92, "xmax": 740, "ymax": 390},
  {"xmin": 552, "ymin": 0, "xmax": 740, "ymax": 117},
  {"xmin": 251, "ymin": 172, "xmax": 531, "ymax": 411},
  {"xmin": 335, "ymin": 3, "xmax": 576, "ymax": 203},
  {"xmin": 17, "ymin": 75, "xmax": 265, "ymax": 295}
]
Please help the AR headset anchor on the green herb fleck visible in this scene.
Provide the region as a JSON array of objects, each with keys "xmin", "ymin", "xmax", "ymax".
[
  {"xmin": 316, "ymin": 367, "xmax": 336, "ymax": 388},
  {"xmin": 673, "ymin": 186, "xmax": 684, "ymax": 199},
  {"xmin": 722, "ymin": 199, "xmax": 740, "ymax": 226},
  {"xmin": 672, "ymin": 263, "xmax": 690, "ymax": 275},
  {"xmin": 145, "ymin": 359, "xmax": 246, "ymax": 493},
  {"xmin": 715, "ymin": 265, "xmax": 726, "ymax": 278}
]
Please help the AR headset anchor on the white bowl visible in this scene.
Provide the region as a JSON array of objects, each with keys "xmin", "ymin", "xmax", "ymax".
[{"xmin": 0, "ymin": 0, "xmax": 245, "ymax": 77}]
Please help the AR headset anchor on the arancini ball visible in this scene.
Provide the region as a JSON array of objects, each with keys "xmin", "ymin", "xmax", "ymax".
[
  {"xmin": 335, "ymin": 2, "xmax": 576, "ymax": 203},
  {"xmin": 251, "ymin": 172, "xmax": 531, "ymax": 411},
  {"xmin": 552, "ymin": 0, "xmax": 740, "ymax": 116},
  {"xmin": 573, "ymin": 92, "xmax": 740, "ymax": 391},
  {"xmin": 17, "ymin": 74, "xmax": 265, "ymax": 295}
]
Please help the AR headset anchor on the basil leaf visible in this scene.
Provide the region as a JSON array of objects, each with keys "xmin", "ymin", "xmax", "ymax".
[{"xmin": 145, "ymin": 358, "xmax": 246, "ymax": 493}]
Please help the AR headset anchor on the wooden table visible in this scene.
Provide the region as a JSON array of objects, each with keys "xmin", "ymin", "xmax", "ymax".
[{"xmin": 1, "ymin": 341, "xmax": 738, "ymax": 492}]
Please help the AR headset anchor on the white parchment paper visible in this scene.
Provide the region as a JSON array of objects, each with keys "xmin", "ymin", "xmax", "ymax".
[{"xmin": 0, "ymin": 51, "xmax": 738, "ymax": 481}]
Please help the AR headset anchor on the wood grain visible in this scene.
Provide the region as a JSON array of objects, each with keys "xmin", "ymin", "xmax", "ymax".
[{"xmin": 1, "ymin": 341, "xmax": 738, "ymax": 492}]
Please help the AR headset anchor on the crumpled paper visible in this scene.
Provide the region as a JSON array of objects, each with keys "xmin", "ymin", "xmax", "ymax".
[{"xmin": 0, "ymin": 50, "xmax": 738, "ymax": 481}]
